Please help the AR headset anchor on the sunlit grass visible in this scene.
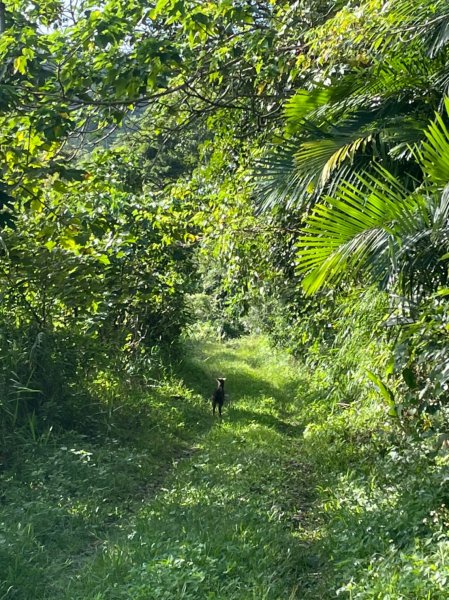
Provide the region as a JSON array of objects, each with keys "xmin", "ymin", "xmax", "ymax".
[
  {"xmin": 1, "ymin": 336, "xmax": 316, "ymax": 600},
  {"xmin": 58, "ymin": 335, "xmax": 312, "ymax": 599},
  {"xmin": 4, "ymin": 335, "xmax": 449, "ymax": 599}
]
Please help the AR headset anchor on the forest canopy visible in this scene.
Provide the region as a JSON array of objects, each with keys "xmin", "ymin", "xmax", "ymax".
[{"xmin": 1, "ymin": 0, "xmax": 449, "ymax": 437}]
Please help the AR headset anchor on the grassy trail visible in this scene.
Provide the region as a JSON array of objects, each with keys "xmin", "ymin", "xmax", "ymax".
[
  {"xmin": 2, "ymin": 336, "xmax": 330, "ymax": 599},
  {"xmin": 5, "ymin": 336, "xmax": 449, "ymax": 599},
  {"xmin": 61, "ymin": 336, "xmax": 320, "ymax": 599}
]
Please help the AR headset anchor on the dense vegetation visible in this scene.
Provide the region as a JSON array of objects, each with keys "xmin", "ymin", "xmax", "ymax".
[{"xmin": 3, "ymin": 0, "xmax": 449, "ymax": 597}]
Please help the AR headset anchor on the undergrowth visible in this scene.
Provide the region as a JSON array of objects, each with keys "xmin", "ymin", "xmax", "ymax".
[
  {"xmin": 3, "ymin": 333, "xmax": 449, "ymax": 598},
  {"xmin": 0, "ymin": 373, "xmax": 210, "ymax": 599}
]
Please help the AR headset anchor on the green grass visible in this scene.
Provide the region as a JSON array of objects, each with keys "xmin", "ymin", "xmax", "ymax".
[
  {"xmin": 1, "ymin": 337, "xmax": 317, "ymax": 599},
  {"xmin": 56, "ymin": 337, "xmax": 316, "ymax": 599},
  {"xmin": 3, "ymin": 335, "xmax": 449, "ymax": 599},
  {"xmin": 0, "ymin": 368, "xmax": 211, "ymax": 599}
]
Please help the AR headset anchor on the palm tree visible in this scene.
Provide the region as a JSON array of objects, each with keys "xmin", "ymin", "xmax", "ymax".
[
  {"xmin": 258, "ymin": 0, "xmax": 449, "ymax": 214},
  {"xmin": 296, "ymin": 98, "xmax": 449, "ymax": 299}
]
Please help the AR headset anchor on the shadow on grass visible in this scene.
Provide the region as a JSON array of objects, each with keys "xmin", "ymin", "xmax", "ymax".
[
  {"xmin": 2, "ymin": 337, "xmax": 331, "ymax": 599},
  {"xmin": 0, "ymin": 375, "xmax": 216, "ymax": 599},
  {"xmin": 88, "ymin": 495, "xmax": 324, "ymax": 599},
  {"xmin": 228, "ymin": 406, "xmax": 303, "ymax": 437},
  {"xmin": 176, "ymin": 343, "xmax": 309, "ymax": 410}
]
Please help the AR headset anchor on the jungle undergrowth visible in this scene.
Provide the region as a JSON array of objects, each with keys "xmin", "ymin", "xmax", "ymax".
[{"xmin": 3, "ymin": 336, "xmax": 449, "ymax": 599}]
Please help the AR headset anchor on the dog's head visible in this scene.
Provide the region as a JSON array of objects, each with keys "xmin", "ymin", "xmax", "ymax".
[{"xmin": 217, "ymin": 377, "xmax": 226, "ymax": 386}]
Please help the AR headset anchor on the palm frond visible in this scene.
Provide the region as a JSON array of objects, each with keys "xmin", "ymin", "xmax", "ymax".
[
  {"xmin": 428, "ymin": 13, "xmax": 449, "ymax": 57},
  {"xmin": 284, "ymin": 88, "xmax": 334, "ymax": 133},
  {"xmin": 368, "ymin": 0, "xmax": 449, "ymax": 57},
  {"xmin": 295, "ymin": 167, "xmax": 441, "ymax": 295},
  {"xmin": 284, "ymin": 81, "xmax": 359, "ymax": 134},
  {"xmin": 255, "ymin": 141, "xmax": 316, "ymax": 213},
  {"xmin": 395, "ymin": 187, "xmax": 449, "ymax": 297},
  {"xmin": 418, "ymin": 97, "xmax": 449, "ymax": 185},
  {"xmin": 257, "ymin": 106, "xmax": 421, "ymax": 213},
  {"xmin": 257, "ymin": 63, "xmax": 431, "ymax": 213}
]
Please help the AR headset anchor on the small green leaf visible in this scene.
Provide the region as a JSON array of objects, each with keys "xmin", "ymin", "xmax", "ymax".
[{"xmin": 13, "ymin": 55, "xmax": 27, "ymax": 75}]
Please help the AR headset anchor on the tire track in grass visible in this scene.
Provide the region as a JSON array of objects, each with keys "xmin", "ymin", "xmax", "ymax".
[{"xmin": 62, "ymin": 337, "xmax": 323, "ymax": 600}]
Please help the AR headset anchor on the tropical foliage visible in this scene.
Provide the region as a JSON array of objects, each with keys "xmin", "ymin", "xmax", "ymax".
[{"xmin": 3, "ymin": 0, "xmax": 449, "ymax": 597}]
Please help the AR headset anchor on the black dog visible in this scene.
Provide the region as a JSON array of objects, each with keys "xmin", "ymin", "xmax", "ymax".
[{"xmin": 212, "ymin": 378, "xmax": 226, "ymax": 417}]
